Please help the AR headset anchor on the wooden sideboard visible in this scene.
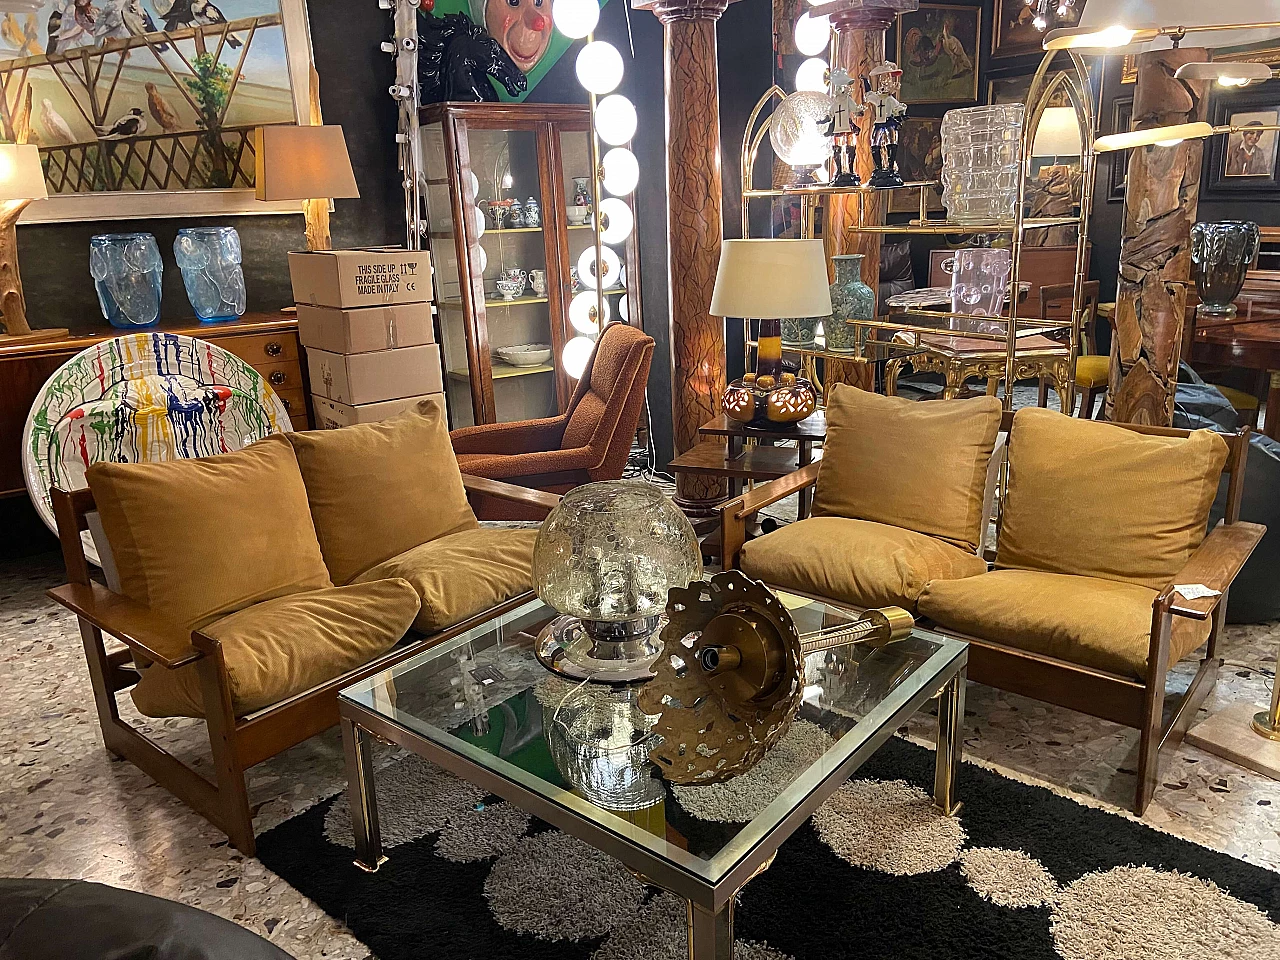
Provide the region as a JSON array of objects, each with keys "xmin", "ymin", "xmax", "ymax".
[{"xmin": 0, "ymin": 313, "xmax": 310, "ymax": 498}]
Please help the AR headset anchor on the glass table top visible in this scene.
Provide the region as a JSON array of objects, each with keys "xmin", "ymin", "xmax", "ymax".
[{"xmin": 341, "ymin": 590, "xmax": 967, "ymax": 887}]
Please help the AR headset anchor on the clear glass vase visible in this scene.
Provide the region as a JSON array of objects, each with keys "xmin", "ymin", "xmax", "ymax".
[
  {"xmin": 941, "ymin": 104, "xmax": 1025, "ymax": 224},
  {"xmin": 174, "ymin": 226, "xmax": 247, "ymax": 322},
  {"xmin": 89, "ymin": 233, "xmax": 163, "ymax": 329}
]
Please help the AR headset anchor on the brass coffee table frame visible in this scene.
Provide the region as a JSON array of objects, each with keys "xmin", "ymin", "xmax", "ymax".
[{"xmin": 338, "ymin": 601, "xmax": 967, "ymax": 960}]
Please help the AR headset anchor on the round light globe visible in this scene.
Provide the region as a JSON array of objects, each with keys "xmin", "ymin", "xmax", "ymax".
[
  {"xmin": 569, "ymin": 290, "xmax": 609, "ymax": 334},
  {"xmin": 576, "ymin": 41, "xmax": 624, "ymax": 95},
  {"xmin": 769, "ymin": 90, "xmax": 835, "ymax": 167},
  {"xmin": 595, "ymin": 94, "xmax": 638, "ymax": 146},
  {"xmin": 577, "ymin": 244, "xmax": 621, "ymax": 290},
  {"xmin": 598, "ymin": 197, "xmax": 634, "ymax": 244},
  {"xmin": 601, "ymin": 147, "xmax": 639, "ymax": 196},
  {"xmin": 794, "ymin": 56, "xmax": 829, "ymax": 93},
  {"xmin": 473, "ymin": 205, "xmax": 486, "ymax": 238},
  {"xmin": 562, "ymin": 335, "xmax": 596, "ymax": 379},
  {"xmin": 794, "ymin": 12, "xmax": 831, "ymax": 57},
  {"xmin": 553, "ymin": 0, "xmax": 599, "ymax": 39}
]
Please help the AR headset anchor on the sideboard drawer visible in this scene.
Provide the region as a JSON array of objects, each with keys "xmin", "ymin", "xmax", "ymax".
[
  {"xmin": 273, "ymin": 388, "xmax": 311, "ymax": 429},
  {"xmin": 217, "ymin": 332, "xmax": 300, "ymax": 366},
  {"xmin": 253, "ymin": 359, "xmax": 303, "ymax": 393}
]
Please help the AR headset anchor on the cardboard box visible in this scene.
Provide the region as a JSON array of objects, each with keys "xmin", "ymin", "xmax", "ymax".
[
  {"xmin": 311, "ymin": 393, "xmax": 445, "ymax": 429},
  {"xmin": 307, "ymin": 344, "xmax": 443, "ymax": 405},
  {"xmin": 288, "ymin": 248, "xmax": 431, "ymax": 309},
  {"xmin": 297, "ymin": 302, "xmax": 434, "ymax": 355}
]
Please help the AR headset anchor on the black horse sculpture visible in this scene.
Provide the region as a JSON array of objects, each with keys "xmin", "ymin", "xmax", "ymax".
[{"xmin": 418, "ymin": 11, "xmax": 527, "ymax": 104}]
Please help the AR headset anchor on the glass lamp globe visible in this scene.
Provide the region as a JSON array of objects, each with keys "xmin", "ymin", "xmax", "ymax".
[
  {"xmin": 578, "ymin": 243, "xmax": 621, "ymax": 289},
  {"xmin": 562, "ymin": 334, "xmax": 595, "ymax": 379},
  {"xmin": 793, "ymin": 12, "xmax": 831, "ymax": 57},
  {"xmin": 598, "ymin": 197, "xmax": 634, "ymax": 244},
  {"xmin": 570, "ymin": 290, "xmax": 609, "ymax": 334},
  {"xmin": 595, "ymin": 94, "xmax": 638, "ymax": 146},
  {"xmin": 576, "ymin": 41, "xmax": 624, "ymax": 95},
  {"xmin": 770, "ymin": 90, "xmax": 834, "ymax": 183},
  {"xmin": 795, "ymin": 56, "xmax": 829, "ymax": 93},
  {"xmin": 533, "ymin": 480, "xmax": 703, "ymax": 682},
  {"xmin": 601, "ymin": 147, "xmax": 639, "ymax": 196},
  {"xmin": 553, "ymin": 0, "xmax": 599, "ymax": 39}
]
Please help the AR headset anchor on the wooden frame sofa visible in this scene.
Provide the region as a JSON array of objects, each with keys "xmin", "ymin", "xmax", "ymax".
[{"xmin": 721, "ymin": 405, "xmax": 1265, "ymax": 814}]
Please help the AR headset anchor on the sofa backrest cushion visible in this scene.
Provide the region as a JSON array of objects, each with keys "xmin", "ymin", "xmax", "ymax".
[
  {"xmin": 286, "ymin": 398, "xmax": 478, "ymax": 584},
  {"xmin": 997, "ymin": 407, "xmax": 1231, "ymax": 590},
  {"xmin": 86, "ymin": 434, "xmax": 332, "ymax": 633},
  {"xmin": 813, "ymin": 385, "xmax": 1002, "ymax": 551}
]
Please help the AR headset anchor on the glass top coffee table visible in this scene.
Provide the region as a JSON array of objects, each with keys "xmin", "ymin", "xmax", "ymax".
[{"xmin": 338, "ymin": 589, "xmax": 967, "ymax": 959}]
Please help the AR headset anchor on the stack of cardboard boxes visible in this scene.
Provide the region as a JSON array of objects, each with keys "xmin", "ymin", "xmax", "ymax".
[{"xmin": 287, "ymin": 248, "xmax": 444, "ymax": 428}]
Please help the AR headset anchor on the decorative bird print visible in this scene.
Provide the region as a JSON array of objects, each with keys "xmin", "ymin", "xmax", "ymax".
[
  {"xmin": 22, "ymin": 13, "xmax": 44, "ymax": 56},
  {"xmin": 144, "ymin": 81, "xmax": 180, "ymax": 132},
  {"xmin": 48, "ymin": 0, "xmax": 99, "ymax": 54},
  {"xmin": 95, "ymin": 106, "xmax": 146, "ymax": 139},
  {"xmin": 40, "ymin": 98, "xmax": 75, "ymax": 145},
  {"xmin": 162, "ymin": 0, "xmax": 240, "ymax": 47}
]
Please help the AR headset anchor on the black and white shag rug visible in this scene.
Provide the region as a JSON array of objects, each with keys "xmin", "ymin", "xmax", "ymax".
[{"xmin": 257, "ymin": 733, "xmax": 1280, "ymax": 960}]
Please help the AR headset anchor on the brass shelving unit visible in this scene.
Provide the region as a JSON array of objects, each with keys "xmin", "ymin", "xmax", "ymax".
[{"xmin": 738, "ymin": 48, "xmax": 1098, "ymax": 411}]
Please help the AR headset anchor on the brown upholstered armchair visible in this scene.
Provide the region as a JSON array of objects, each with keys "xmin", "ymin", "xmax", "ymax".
[{"xmin": 451, "ymin": 322, "xmax": 655, "ymax": 518}]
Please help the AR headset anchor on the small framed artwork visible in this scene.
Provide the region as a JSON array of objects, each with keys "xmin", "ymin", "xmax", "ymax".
[
  {"xmin": 896, "ymin": 3, "xmax": 981, "ymax": 104},
  {"xmin": 1204, "ymin": 87, "xmax": 1280, "ymax": 198},
  {"xmin": 1107, "ymin": 97, "xmax": 1132, "ymax": 201},
  {"xmin": 1121, "ymin": 54, "xmax": 1137, "ymax": 84},
  {"xmin": 988, "ymin": 71, "xmax": 1073, "ymax": 107},
  {"xmin": 889, "ymin": 118, "xmax": 944, "ymax": 213},
  {"xmin": 991, "ymin": 0, "xmax": 1083, "ymax": 60}
]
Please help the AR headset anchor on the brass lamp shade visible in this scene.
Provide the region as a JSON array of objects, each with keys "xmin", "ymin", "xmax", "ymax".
[
  {"xmin": 0, "ymin": 144, "xmax": 47, "ymax": 201},
  {"xmin": 710, "ymin": 238, "xmax": 833, "ymax": 320},
  {"xmin": 254, "ymin": 125, "xmax": 360, "ymax": 202}
]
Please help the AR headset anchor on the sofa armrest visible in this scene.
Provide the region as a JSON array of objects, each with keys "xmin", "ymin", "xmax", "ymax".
[
  {"xmin": 1157, "ymin": 520, "xmax": 1267, "ymax": 621},
  {"xmin": 461, "ymin": 446, "xmax": 598, "ymax": 481},
  {"xmin": 450, "ymin": 416, "xmax": 569, "ymax": 455},
  {"xmin": 719, "ymin": 462, "xmax": 822, "ymax": 569},
  {"xmin": 462, "ymin": 474, "xmax": 561, "ymax": 515},
  {"xmin": 47, "ymin": 581, "xmax": 202, "ymax": 669}
]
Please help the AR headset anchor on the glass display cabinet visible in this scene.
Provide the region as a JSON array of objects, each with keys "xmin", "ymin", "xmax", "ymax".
[{"xmin": 420, "ymin": 103, "xmax": 641, "ymax": 428}]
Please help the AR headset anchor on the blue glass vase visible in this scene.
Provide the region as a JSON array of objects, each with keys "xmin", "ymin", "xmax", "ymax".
[
  {"xmin": 825, "ymin": 254, "xmax": 874, "ymax": 353},
  {"xmin": 174, "ymin": 226, "xmax": 246, "ymax": 322},
  {"xmin": 89, "ymin": 233, "xmax": 163, "ymax": 329}
]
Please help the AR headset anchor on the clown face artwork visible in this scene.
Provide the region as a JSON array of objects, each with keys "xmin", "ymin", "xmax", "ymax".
[{"xmin": 478, "ymin": 0, "xmax": 553, "ymax": 75}]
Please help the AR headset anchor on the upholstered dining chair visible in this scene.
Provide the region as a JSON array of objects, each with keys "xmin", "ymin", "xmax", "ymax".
[
  {"xmin": 1036, "ymin": 281, "xmax": 1104, "ymax": 417},
  {"xmin": 451, "ymin": 321, "xmax": 655, "ymax": 519}
]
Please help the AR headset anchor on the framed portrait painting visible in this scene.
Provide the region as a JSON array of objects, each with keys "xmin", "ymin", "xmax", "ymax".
[
  {"xmin": 1107, "ymin": 96, "xmax": 1132, "ymax": 201},
  {"xmin": 889, "ymin": 117, "xmax": 943, "ymax": 213},
  {"xmin": 4, "ymin": 0, "xmax": 318, "ymax": 224},
  {"xmin": 1204, "ymin": 87, "xmax": 1280, "ymax": 198},
  {"xmin": 991, "ymin": 0, "xmax": 1084, "ymax": 60},
  {"xmin": 896, "ymin": 3, "xmax": 980, "ymax": 104}
]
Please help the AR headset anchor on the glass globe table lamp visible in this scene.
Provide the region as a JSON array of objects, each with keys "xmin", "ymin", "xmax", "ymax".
[
  {"xmin": 769, "ymin": 90, "xmax": 834, "ymax": 187},
  {"xmin": 533, "ymin": 481, "xmax": 703, "ymax": 683}
]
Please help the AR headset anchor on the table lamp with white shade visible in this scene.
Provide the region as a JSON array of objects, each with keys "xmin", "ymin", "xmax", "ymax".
[
  {"xmin": 255, "ymin": 124, "xmax": 360, "ymax": 251},
  {"xmin": 711, "ymin": 238, "xmax": 832, "ymax": 425},
  {"xmin": 0, "ymin": 143, "xmax": 62, "ymax": 344}
]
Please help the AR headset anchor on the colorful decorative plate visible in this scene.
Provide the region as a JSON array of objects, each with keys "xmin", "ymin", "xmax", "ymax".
[{"xmin": 22, "ymin": 333, "xmax": 293, "ymax": 560}]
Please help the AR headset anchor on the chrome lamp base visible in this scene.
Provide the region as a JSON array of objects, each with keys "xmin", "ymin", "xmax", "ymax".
[{"xmin": 534, "ymin": 615, "xmax": 663, "ymax": 684}]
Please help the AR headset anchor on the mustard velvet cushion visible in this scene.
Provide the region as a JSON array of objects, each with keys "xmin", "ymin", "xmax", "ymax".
[
  {"xmin": 131, "ymin": 578, "xmax": 422, "ymax": 719},
  {"xmin": 1074, "ymin": 355, "xmax": 1109, "ymax": 387},
  {"xmin": 353, "ymin": 527, "xmax": 537, "ymax": 633},
  {"xmin": 812, "ymin": 385, "xmax": 1002, "ymax": 551},
  {"xmin": 86, "ymin": 435, "xmax": 332, "ymax": 636},
  {"xmin": 997, "ymin": 408, "xmax": 1230, "ymax": 591},
  {"xmin": 917, "ymin": 569, "xmax": 1212, "ymax": 680},
  {"xmin": 739, "ymin": 516, "xmax": 988, "ymax": 612},
  {"xmin": 287, "ymin": 399, "xmax": 478, "ymax": 585}
]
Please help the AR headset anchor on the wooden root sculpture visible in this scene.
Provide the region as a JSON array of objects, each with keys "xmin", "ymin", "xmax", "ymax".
[{"xmin": 640, "ymin": 571, "xmax": 914, "ymax": 784}]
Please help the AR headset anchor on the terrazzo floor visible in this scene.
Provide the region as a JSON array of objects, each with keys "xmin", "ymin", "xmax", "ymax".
[{"xmin": 3, "ymin": 548, "xmax": 1279, "ymax": 959}]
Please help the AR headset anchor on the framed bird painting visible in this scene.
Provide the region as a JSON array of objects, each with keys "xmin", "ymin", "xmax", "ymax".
[
  {"xmin": 0, "ymin": 0, "xmax": 317, "ymax": 222},
  {"xmin": 896, "ymin": 3, "xmax": 981, "ymax": 105}
]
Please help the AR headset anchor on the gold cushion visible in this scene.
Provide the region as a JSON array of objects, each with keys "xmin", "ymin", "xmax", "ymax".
[
  {"xmin": 354, "ymin": 527, "xmax": 537, "ymax": 633},
  {"xmin": 918, "ymin": 569, "xmax": 1212, "ymax": 680},
  {"xmin": 997, "ymin": 408, "xmax": 1229, "ymax": 591},
  {"xmin": 1074, "ymin": 355, "xmax": 1109, "ymax": 388},
  {"xmin": 739, "ymin": 516, "xmax": 988, "ymax": 612},
  {"xmin": 131, "ymin": 578, "xmax": 421, "ymax": 718},
  {"xmin": 812, "ymin": 385, "xmax": 1002, "ymax": 551},
  {"xmin": 86, "ymin": 435, "xmax": 332, "ymax": 637},
  {"xmin": 1213, "ymin": 384, "xmax": 1260, "ymax": 412},
  {"xmin": 287, "ymin": 399, "xmax": 478, "ymax": 585}
]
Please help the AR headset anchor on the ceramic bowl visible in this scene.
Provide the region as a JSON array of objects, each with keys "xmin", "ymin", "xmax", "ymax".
[
  {"xmin": 497, "ymin": 343, "xmax": 552, "ymax": 366},
  {"xmin": 495, "ymin": 278, "xmax": 525, "ymax": 300},
  {"xmin": 567, "ymin": 205, "xmax": 591, "ymax": 225}
]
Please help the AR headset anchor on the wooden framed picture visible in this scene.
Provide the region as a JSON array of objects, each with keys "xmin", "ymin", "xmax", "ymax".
[
  {"xmin": 1204, "ymin": 86, "xmax": 1280, "ymax": 198},
  {"xmin": 991, "ymin": 0, "xmax": 1083, "ymax": 60},
  {"xmin": 1121, "ymin": 54, "xmax": 1137, "ymax": 84},
  {"xmin": 897, "ymin": 3, "xmax": 981, "ymax": 104},
  {"xmin": 1107, "ymin": 97, "xmax": 1132, "ymax": 201},
  {"xmin": 987, "ymin": 71, "xmax": 1073, "ymax": 107},
  {"xmin": 889, "ymin": 117, "xmax": 944, "ymax": 213}
]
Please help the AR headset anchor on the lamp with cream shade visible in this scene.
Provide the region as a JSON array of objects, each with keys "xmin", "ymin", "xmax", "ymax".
[
  {"xmin": 254, "ymin": 124, "xmax": 360, "ymax": 251},
  {"xmin": 711, "ymin": 238, "xmax": 832, "ymax": 425},
  {"xmin": 1031, "ymin": 106, "xmax": 1083, "ymax": 159},
  {"xmin": 0, "ymin": 143, "xmax": 62, "ymax": 344}
]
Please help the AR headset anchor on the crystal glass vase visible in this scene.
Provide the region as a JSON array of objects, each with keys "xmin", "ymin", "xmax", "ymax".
[
  {"xmin": 943, "ymin": 247, "xmax": 1012, "ymax": 332},
  {"xmin": 545, "ymin": 685, "xmax": 663, "ymax": 811},
  {"xmin": 1191, "ymin": 220, "xmax": 1261, "ymax": 317},
  {"xmin": 941, "ymin": 104, "xmax": 1025, "ymax": 224},
  {"xmin": 174, "ymin": 226, "xmax": 247, "ymax": 322},
  {"xmin": 825, "ymin": 254, "xmax": 874, "ymax": 354},
  {"xmin": 533, "ymin": 480, "xmax": 703, "ymax": 683},
  {"xmin": 89, "ymin": 233, "xmax": 163, "ymax": 329}
]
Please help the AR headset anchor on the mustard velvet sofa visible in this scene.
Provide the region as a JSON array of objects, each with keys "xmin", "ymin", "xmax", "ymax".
[
  {"xmin": 722, "ymin": 387, "xmax": 1264, "ymax": 814},
  {"xmin": 47, "ymin": 399, "xmax": 552, "ymax": 854}
]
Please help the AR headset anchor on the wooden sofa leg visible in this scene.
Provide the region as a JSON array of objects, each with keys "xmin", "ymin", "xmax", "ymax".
[
  {"xmin": 197, "ymin": 646, "xmax": 256, "ymax": 856},
  {"xmin": 78, "ymin": 619, "xmax": 127, "ymax": 760},
  {"xmin": 1136, "ymin": 606, "xmax": 1174, "ymax": 815}
]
